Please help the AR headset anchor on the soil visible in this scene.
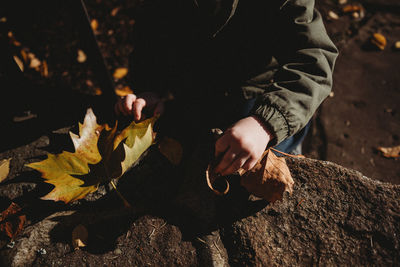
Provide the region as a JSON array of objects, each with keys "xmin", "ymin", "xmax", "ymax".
[{"xmin": 0, "ymin": 0, "xmax": 399, "ymax": 265}]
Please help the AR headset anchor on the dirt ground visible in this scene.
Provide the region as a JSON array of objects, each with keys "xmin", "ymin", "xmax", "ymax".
[{"xmin": 0, "ymin": 0, "xmax": 399, "ymax": 184}]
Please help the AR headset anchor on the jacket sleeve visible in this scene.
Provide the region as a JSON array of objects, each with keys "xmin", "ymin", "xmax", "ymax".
[{"xmin": 244, "ymin": 0, "xmax": 338, "ymax": 146}]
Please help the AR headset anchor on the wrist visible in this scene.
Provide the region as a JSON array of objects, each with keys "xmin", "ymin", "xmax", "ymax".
[{"xmin": 249, "ymin": 115, "xmax": 275, "ymax": 143}]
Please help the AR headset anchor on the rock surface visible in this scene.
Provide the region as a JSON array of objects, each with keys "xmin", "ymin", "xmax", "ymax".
[{"xmin": 0, "ymin": 138, "xmax": 399, "ymax": 267}]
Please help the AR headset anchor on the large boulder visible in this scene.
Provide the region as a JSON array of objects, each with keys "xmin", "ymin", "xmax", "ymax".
[{"xmin": 0, "ymin": 138, "xmax": 399, "ymax": 267}]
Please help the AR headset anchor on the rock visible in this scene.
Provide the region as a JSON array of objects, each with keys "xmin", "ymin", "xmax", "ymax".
[{"xmin": 0, "ymin": 138, "xmax": 399, "ymax": 266}]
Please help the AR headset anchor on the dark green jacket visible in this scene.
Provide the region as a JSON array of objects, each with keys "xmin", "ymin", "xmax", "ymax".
[{"xmin": 131, "ymin": 0, "xmax": 338, "ymax": 145}]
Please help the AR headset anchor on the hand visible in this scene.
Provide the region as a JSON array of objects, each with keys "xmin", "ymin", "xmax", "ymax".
[
  {"xmin": 114, "ymin": 92, "xmax": 164, "ymax": 121},
  {"xmin": 214, "ymin": 116, "xmax": 273, "ymax": 176}
]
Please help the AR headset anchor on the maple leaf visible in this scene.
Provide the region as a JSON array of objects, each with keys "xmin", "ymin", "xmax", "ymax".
[
  {"xmin": 0, "ymin": 158, "xmax": 11, "ymax": 183},
  {"xmin": 27, "ymin": 108, "xmax": 156, "ymax": 203},
  {"xmin": 0, "ymin": 202, "xmax": 26, "ymax": 240},
  {"xmin": 239, "ymin": 149, "xmax": 294, "ymax": 203},
  {"xmin": 377, "ymin": 145, "xmax": 400, "ymax": 158}
]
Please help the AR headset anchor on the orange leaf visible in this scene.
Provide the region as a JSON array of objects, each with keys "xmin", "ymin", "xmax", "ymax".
[
  {"xmin": 371, "ymin": 33, "xmax": 387, "ymax": 50},
  {"xmin": 239, "ymin": 149, "xmax": 294, "ymax": 203},
  {"xmin": 115, "ymin": 86, "xmax": 133, "ymax": 97},
  {"xmin": 0, "ymin": 202, "xmax": 26, "ymax": 240},
  {"xmin": 91, "ymin": 19, "xmax": 99, "ymax": 31},
  {"xmin": 113, "ymin": 68, "xmax": 128, "ymax": 79},
  {"xmin": 377, "ymin": 145, "xmax": 400, "ymax": 158}
]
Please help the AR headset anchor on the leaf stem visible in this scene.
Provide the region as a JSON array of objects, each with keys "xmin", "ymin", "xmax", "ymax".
[{"xmin": 110, "ymin": 180, "xmax": 132, "ymax": 208}]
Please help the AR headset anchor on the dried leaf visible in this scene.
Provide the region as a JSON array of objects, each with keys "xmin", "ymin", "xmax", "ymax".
[
  {"xmin": 239, "ymin": 149, "xmax": 294, "ymax": 203},
  {"xmin": 342, "ymin": 4, "xmax": 363, "ymax": 13},
  {"xmin": 91, "ymin": 19, "xmax": 99, "ymax": 31},
  {"xmin": 28, "ymin": 53, "xmax": 41, "ymax": 69},
  {"xmin": 27, "ymin": 109, "xmax": 156, "ymax": 203},
  {"xmin": 394, "ymin": 41, "xmax": 400, "ymax": 50},
  {"xmin": 205, "ymin": 165, "xmax": 230, "ymax": 196},
  {"xmin": 113, "ymin": 68, "xmax": 128, "ymax": 79},
  {"xmin": 77, "ymin": 49, "xmax": 87, "ymax": 63},
  {"xmin": 111, "ymin": 7, "xmax": 120, "ymax": 17},
  {"xmin": 13, "ymin": 56, "xmax": 24, "ymax": 72},
  {"xmin": 0, "ymin": 158, "xmax": 11, "ymax": 183},
  {"xmin": 328, "ymin": 11, "xmax": 339, "ymax": 20},
  {"xmin": 158, "ymin": 137, "xmax": 183, "ymax": 165},
  {"xmin": 371, "ymin": 33, "xmax": 387, "ymax": 50},
  {"xmin": 377, "ymin": 145, "xmax": 400, "ymax": 158},
  {"xmin": 115, "ymin": 86, "xmax": 133, "ymax": 97},
  {"xmin": 72, "ymin": 224, "xmax": 88, "ymax": 250},
  {"xmin": 41, "ymin": 60, "xmax": 49, "ymax": 77},
  {"xmin": 0, "ymin": 202, "xmax": 26, "ymax": 240}
]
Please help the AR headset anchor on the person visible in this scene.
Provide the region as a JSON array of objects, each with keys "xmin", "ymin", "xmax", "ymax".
[{"xmin": 115, "ymin": 0, "xmax": 338, "ymax": 176}]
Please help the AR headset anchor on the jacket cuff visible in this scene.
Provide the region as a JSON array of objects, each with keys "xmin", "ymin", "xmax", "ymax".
[{"xmin": 252, "ymin": 104, "xmax": 290, "ymax": 146}]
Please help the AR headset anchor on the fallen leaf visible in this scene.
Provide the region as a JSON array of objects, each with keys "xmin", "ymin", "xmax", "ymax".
[
  {"xmin": 27, "ymin": 108, "xmax": 157, "ymax": 203},
  {"xmin": 371, "ymin": 33, "xmax": 387, "ymax": 50},
  {"xmin": 94, "ymin": 88, "xmax": 102, "ymax": 95},
  {"xmin": 394, "ymin": 41, "xmax": 400, "ymax": 50},
  {"xmin": 111, "ymin": 7, "xmax": 120, "ymax": 17},
  {"xmin": 13, "ymin": 56, "xmax": 24, "ymax": 72},
  {"xmin": 239, "ymin": 149, "xmax": 294, "ymax": 203},
  {"xmin": 338, "ymin": 0, "xmax": 347, "ymax": 4},
  {"xmin": 77, "ymin": 49, "xmax": 87, "ymax": 63},
  {"xmin": 113, "ymin": 68, "xmax": 128, "ymax": 79},
  {"xmin": 158, "ymin": 137, "xmax": 183, "ymax": 165},
  {"xmin": 91, "ymin": 19, "xmax": 99, "ymax": 31},
  {"xmin": 115, "ymin": 85, "xmax": 133, "ymax": 97},
  {"xmin": 41, "ymin": 60, "xmax": 49, "ymax": 77},
  {"xmin": 0, "ymin": 158, "xmax": 11, "ymax": 183},
  {"xmin": 342, "ymin": 4, "xmax": 363, "ymax": 13},
  {"xmin": 0, "ymin": 17, "xmax": 7, "ymax": 23},
  {"xmin": 28, "ymin": 53, "xmax": 41, "ymax": 69},
  {"xmin": 72, "ymin": 224, "xmax": 88, "ymax": 250},
  {"xmin": 377, "ymin": 145, "xmax": 400, "ymax": 158},
  {"xmin": 328, "ymin": 11, "xmax": 339, "ymax": 20},
  {"xmin": 0, "ymin": 202, "xmax": 26, "ymax": 240}
]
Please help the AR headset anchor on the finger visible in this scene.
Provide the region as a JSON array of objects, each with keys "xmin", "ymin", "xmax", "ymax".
[
  {"xmin": 133, "ymin": 98, "xmax": 147, "ymax": 121},
  {"xmin": 214, "ymin": 148, "xmax": 237, "ymax": 174},
  {"xmin": 123, "ymin": 94, "xmax": 137, "ymax": 115},
  {"xmin": 241, "ymin": 156, "xmax": 259, "ymax": 172},
  {"xmin": 215, "ymin": 134, "xmax": 230, "ymax": 158},
  {"xmin": 221, "ymin": 155, "xmax": 248, "ymax": 176}
]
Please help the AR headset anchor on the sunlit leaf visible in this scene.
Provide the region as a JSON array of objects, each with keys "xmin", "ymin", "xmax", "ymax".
[
  {"xmin": 0, "ymin": 158, "xmax": 11, "ymax": 183},
  {"xmin": 77, "ymin": 49, "xmax": 87, "ymax": 63},
  {"xmin": 13, "ymin": 56, "xmax": 24, "ymax": 72},
  {"xmin": 113, "ymin": 68, "xmax": 128, "ymax": 79},
  {"xmin": 239, "ymin": 149, "xmax": 294, "ymax": 202},
  {"xmin": 377, "ymin": 145, "xmax": 400, "ymax": 158},
  {"xmin": 26, "ymin": 109, "xmax": 156, "ymax": 203}
]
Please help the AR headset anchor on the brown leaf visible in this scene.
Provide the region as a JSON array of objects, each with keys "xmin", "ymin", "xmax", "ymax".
[
  {"xmin": 41, "ymin": 60, "xmax": 49, "ymax": 77},
  {"xmin": 377, "ymin": 145, "xmax": 400, "ymax": 158},
  {"xmin": 239, "ymin": 149, "xmax": 294, "ymax": 203},
  {"xmin": 115, "ymin": 85, "xmax": 133, "ymax": 97},
  {"xmin": 205, "ymin": 165, "xmax": 229, "ymax": 196},
  {"xmin": 0, "ymin": 158, "xmax": 11, "ymax": 183},
  {"xmin": 72, "ymin": 224, "xmax": 88, "ymax": 250},
  {"xmin": 111, "ymin": 7, "xmax": 120, "ymax": 17},
  {"xmin": 158, "ymin": 137, "xmax": 183, "ymax": 165},
  {"xmin": 13, "ymin": 56, "xmax": 24, "ymax": 72},
  {"xmin": 0, "ymin": 202, "xmax": 26, "ymax": 240},
  {"xmin": 77, "ymin": 49, "xmax": 87, "ymax": 63},
  {"xmin": 91, "ymin": 19, "xmax": 99, "ymax": 31},
  {"xmin": 113, "ymin": 68, "xmax": 128, "ymax": 79},
  {"xmin": 371, "ymin": 33, "xmax": 387, "ymax": 50}
]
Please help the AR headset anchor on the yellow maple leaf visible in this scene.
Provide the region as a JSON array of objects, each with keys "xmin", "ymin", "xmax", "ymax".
[{"xmin": 27, "ymin": 109, "xmax": 156, "ymax": 203}]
